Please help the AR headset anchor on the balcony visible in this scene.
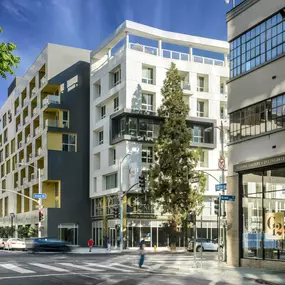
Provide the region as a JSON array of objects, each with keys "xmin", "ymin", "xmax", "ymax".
[
  {"xmin": 18, "ymin": 141, "xmax": 23, "ymax": 148},
  {"xmin": 23, "ymin": 98, "xmax": 29, "ymax": 106},
  {"xmin": 17, "ymin": 124, "xmax": 22, "ymax": 132},
  {"xmin": 129, "ymin": 43, "xmax": 226, "ymax": 67},
  {"xmin": 42, "ymin": 95, "xmax": 60, "ymax": 107},
  {"xmin": 28, "ymin": 153, "xmax": 33, "ymax": 161},
  {"xmin": 181, "ymin": 81, "xmax": 191, "ymax": 91},
  {"xmin": 45, "ymin": 119, "xmax": 59, "ymax": 128},
  {"xmin": 22, "ymin": 177, "xmax": 27, "ymax": 185},
  {"xmin": 16, "ymin": 106, "xmax": 20, "ymax": 115},
  {"xmin": 40, "ymin": 75, "xmax": 47, "ymax": 88},
  {"xmin": 24, "ymin": 116, "xmax": 29, "ymax": 125}
]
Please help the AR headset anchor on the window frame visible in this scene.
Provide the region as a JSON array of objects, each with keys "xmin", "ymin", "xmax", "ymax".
[{"xmin": 62, "ymin": 134, "xmax": 76, "ymax": 152}]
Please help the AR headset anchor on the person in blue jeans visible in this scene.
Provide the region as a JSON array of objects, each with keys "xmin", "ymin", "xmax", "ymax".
[{"xmin": 139, "ymin": 237, "xmax": 146, "ymax": 268}]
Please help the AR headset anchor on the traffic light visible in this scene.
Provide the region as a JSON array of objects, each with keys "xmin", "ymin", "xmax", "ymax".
[
  {"xmin": 214, "ymin": 198, "xmax": 220, "ymax": 216},
  {"xmin": 139, "ymin": 173, "xmax": 146, "ymax": 191},
  {"xmin": 39, "ymin": 210, "xmax": 44, "ymax": 222},
  {"xmin": 188, "ymin": 212, "xmax": 196, "ymax": 225},
  {"xmin": 113, "ymin": 207, "xmax": 119, "ymax": 218}
]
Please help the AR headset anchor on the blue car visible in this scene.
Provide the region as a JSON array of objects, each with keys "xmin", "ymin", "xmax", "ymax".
[{"xmin": 26, "ymin": 238, "xmax": 72, "ymax": 253}]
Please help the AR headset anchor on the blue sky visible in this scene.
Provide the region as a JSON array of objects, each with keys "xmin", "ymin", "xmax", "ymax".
[{"xmin": 0, "ymin": 0, "xmax": 242, "ymax": 105}]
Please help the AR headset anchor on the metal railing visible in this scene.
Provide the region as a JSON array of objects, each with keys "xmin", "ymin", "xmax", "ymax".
[
  {"xmin": 40, "ymin": 75, "xmax": 47, "ymax": 88},
  {"xmin": 181, "ymin": 81, "xmax": 191, "ymax": 90},
  {"xmin": 42, "ymin": 95, "xmax": 60, "ymax": 107},
  {"xmin": 45, "ymin": 119, "xmax": 59, "ymax": 128},
  {"xmin": 129, "ymin": 42, "xmax": 225, "ymax": 67}
]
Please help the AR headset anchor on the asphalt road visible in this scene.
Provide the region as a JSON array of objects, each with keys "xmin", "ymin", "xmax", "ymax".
[{"xmin": 0, "ymin": 251, "xmax": 230, "ymax": 285}]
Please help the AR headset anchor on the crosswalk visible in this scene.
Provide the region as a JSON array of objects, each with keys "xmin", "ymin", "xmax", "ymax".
[{"xmin": 0, "ymin": 255, "xmax": 211, "ymax": 277}]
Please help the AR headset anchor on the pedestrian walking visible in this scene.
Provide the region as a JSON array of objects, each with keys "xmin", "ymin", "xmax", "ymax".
[
  {"xmin": 88, "ymin": 238, "xmax": 94, "ymax": 252},
  {"xmin": 138, "ymin": 236, "xmax": 146, "ymax": 268}
]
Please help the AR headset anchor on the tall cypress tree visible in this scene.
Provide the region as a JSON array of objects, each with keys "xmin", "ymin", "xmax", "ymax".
[{"xmin": 148, "ymin": 62, "xmax": 206, "ymax": 248}]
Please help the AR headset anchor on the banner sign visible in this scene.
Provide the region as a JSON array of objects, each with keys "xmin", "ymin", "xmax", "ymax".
[{"xmin": 265, "ymin": 212, "xmax": 284, "ymax": 240}]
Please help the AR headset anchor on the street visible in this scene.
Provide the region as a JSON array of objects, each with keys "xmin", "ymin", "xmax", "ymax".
[
  {"xmin": 0, "ymin": 251, "xmax": 283, "ymax": 285},
  {"xmin": 0, "ymin": 251, "xmax": 230, "ymax": 285}
]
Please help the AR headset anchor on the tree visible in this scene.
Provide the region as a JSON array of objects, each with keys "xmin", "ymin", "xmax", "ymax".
[
  {"xmin": 4, "ymin": 226, "xmax": 15, "ymax": 238},
  {"xmin": 17, "ymin": 225, "xmax": 30, "ymax": 239},
  {"xmin": 28, "ymin": 225, "xmax": 38, "ymax": 238},
  {"xmin": 0, "ymin": 27, "xmax": 20, "ymax": 79},
  {"xmin": 148, "ymin": 62, "xmax": 206, "ymax": 249}
]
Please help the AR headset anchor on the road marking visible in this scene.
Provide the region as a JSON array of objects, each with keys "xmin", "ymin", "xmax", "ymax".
[
  {"xmin": 86, "ymin": 263, "xmax": 133, "ymax": 272},
  {"xmin": 58, "ymin": 263, "xmax": 103, "ymax": 272},
  {"xmin": 29, "ymin": 263, "xmax": 69, "ymax": 272},
  {"xmin": 111, "ymin": 263, "xmax": 139, "ymax": 270},
  {"xmin": 0, "ymin": 264, "xmax": 35, "ymax": 274}
]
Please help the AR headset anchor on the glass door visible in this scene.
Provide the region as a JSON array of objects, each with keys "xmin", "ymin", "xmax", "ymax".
[{"xmin": 109, "ymin": 228, "xmax": 116, "ymax": 247}]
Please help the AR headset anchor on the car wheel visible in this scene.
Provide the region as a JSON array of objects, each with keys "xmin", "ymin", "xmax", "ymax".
[{"xmin": 197, "ymin": 246, "xmax": 204, "ymax": 252}]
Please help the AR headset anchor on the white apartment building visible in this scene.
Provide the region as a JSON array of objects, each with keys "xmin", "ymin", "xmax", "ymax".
[{"xmin": 90, "ymin": 21, "xmax": 229, "ymax": 248}]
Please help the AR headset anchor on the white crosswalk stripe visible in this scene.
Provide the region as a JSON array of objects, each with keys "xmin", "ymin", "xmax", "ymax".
[
  {"xmin": 29, "ymin": 263, "xmax": 69, "ymax": 272},
  {"xmin": 110, "ymin": 263, "xmax": 139, "ymax": 271},
  {"xmin": 58, "ymin": 263, "xmax": 103, "ymax": 272},
  {"xmin": 86, "ymin": 263, "xmax": 133, "ymax": 272},
  {"xmin": 0, "ymin": 264, "xmax": 35, "ymax": 274}
]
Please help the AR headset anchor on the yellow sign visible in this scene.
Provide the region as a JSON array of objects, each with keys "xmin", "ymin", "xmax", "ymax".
[{"xmin": 265, "ymin": 212, "xmax": 284, "ymax": 240}]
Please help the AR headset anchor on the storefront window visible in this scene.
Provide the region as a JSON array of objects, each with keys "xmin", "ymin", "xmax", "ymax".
[{"xmin": 242, "ymin": 168, "xmax": 285, "ymax": 261}]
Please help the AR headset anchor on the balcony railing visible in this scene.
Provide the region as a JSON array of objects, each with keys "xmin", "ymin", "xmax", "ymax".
[
  {"xmin": 35, "ymin": 127, "xmax": 40, "ymax": 136},
  {"xmin": 40, "ymin": 75, "xmax": 47, "ymax": 88},
  {"xmin": 197, "ymin": 111, "xmax": 206, "ymax": 118},
  {"xmin": 129, "ymin": 43, "xmax": 226, "ymax": 67},
  {"xmin": 24, "ymin": 116, "xmax": 29, "ymax": 125},
  {"xmin": 23, "ymin": 98, "xmax": 29, "ymax": 106},
  {"xmin": 16, "ymin": 106, "xmax": 20, "ymax": 115},
  {"xmin": 28, "ymin": 153, "xmax": 33, "ymax": 161},
  {"xmin": 18, "ymin": 141, "xmax": 23, "ymax": 148},
  {"xmin": 17, "ymin": 124, "xmax": 22, "ymax": 132},
  {"xmin": 45, "ymin": 119, "xmax": 59, "ymax": 128},
  {"xmin": 37, "ymin": 147, "xmax": 42, "ymax": 156},
  {"xmin": 181, "ymin": 81, "xmax": 191, "ymax": 90},
  {"xmin": 42, "ymin": 95, "xmax": 60, "ymax": 107},
  {"xmin": 26, "ymin": 134, "xmax": 31, "ymax": 143},
  {"xmin": 142, "ymin": 77, "xmax": 153, "ymax": 85},
  {"xmin": 197, "ymin": 86, "xmax": 206, "ymax": 92}
]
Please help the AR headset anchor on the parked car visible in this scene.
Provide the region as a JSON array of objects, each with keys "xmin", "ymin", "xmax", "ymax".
[
  {"xmin": 187, "ymin": 238, "xmax": 222, "ymax": 252},
  {"xmin": 5, "ymin": 238, "xmax": 26, "ymax": 251},
  {"xmin": 0, "ymin": 238, "xmax": 8, "ymax": 249},
  {"xmin": 26, "ymin": 238, "xmax": 71, "ymax": 253}
]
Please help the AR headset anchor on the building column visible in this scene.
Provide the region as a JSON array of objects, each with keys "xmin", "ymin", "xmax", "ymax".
[
  {"xmin": 224, "ymin": 54, "xmax": 228, "ymax": 67},
  {"xmin": 226, "ymin": 173, "xmax": 240, "ymax": 267},
  {"xmin": 158, "ymin": 39, "xmax": 162, "ymax": 56},
  {"xmin": 108, "ymin": 48, "xmax": 111, "ymax": 59},
  {"xmin": 189, "ymin": 46, "xmax": 193, "ymax": 61},
  {"xmin": 103, "ymin": 195, "xmax": 107, "ymax": 242},
  {"xmin": 125, "ymin": 31, "xmax": 129, "ymax": 49}
]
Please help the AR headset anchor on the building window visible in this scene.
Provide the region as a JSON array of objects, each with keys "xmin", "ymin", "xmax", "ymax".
[
  {"xmin": 63, "ymin": 111, "xmax": 69, "ymax": 128},
  {"xmin": 242, "ymin": 168, "xmax": 285, "ymax": 261},
  {"xmin": 105, "ymin": 173, "xmax": 118, "ymax": 190},
  {"xmin": 142, "ymin": 66, "xmax": 154, "ymax": 84},
  {"xmin": 98, "ymin": 130, "xmax": 103, "ymax": 145},
  {"xmin": 101, "ymin": 105, "xmax": 106, "ymax": 119},
  {"xmin": 220, "ymin": 102, "xmax": 227, "ymax": 119},
  {"xmin": 142, "ymin": 93, "xmax": 154, "ymax": 111},
  {"xmin": 114, "ymin": 97, "xmax": 119, "ymax": 112},
  {"xmin": 94, "ymin": 153, "xmax": 100, "ymax": 170},
  {"xmin": 142, "ymin": 146, "xmax": 153, "ymax": 163},
  {"xmin": 3, "ymin": 114, "xmax": 7, "ymax": 128},
  {"xmin": 199, "ymin": 151, "xmax": 208, "ymax": 168},
  {"xmin": 197, "ymin": 100, "xmax": 206, "ymax": 117},
  {"xmin": 197, "ymin": 76, "xmax": 205, "ymax": 92},
  {"xmin": 230, "ymin": 12, "xmax": 285, "ymax": 79},
  {"xmin": 129, "ymin": 118, "xmax": 137, "ymax": 136},
  {"xmin": 192, "ymin": 125, "xmax": 205, "ymax": 143},
  {"xmin": 94, "ymin": 81, "xmax": 101, "ymax": 99},
  {"xmin": 4, "ymin": 196, "xmax": 8, "ymax": 216},
  {"xmin": 139, "ymin": 119, "xmax": 154, "ymax": 138},
  {"xmin": 109, "ymin": 148, "xmax": 116, "ymax": 165},
  {"xmin": 62, "ymin": 134, "xmax": 76, "ymax": 152},
  {"xmin": 229, "ymin": 93, "xmax": 285, "ymax": 142},
  {"xmin": 112, "ymin": 68, "xmax": 121, "ymax": 87},
  {"xmin": 93, "ymin": 178, "xmax": 97, "ymax": 194}
]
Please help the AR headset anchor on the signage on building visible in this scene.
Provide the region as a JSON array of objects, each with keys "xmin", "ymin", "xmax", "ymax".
[
  {"xmin": 221, "ymin": 195, "xmax": 235, "ymax": 201},
  {"xmin": 33, "ymin": 193, "xmax": 47, "ymax": 199},
  {"xmin": 127, "ymin": 213, "xmax": 157, "ymax": 219},
  {"xmin": 234, "ymin": 153, "xmax": 285, "ymax": 172},
  {"xmin": 215, "ymin": 183, "xmax": 227, "ymax": 192},
  {"xmin": 265, "ymin": 212, "xmax": 284, "ymax": 240}
]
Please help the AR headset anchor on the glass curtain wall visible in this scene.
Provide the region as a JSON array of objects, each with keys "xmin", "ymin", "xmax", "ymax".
[{"xmin": 242, "ymin": 167, "xmax": 285, "ymax": 260}]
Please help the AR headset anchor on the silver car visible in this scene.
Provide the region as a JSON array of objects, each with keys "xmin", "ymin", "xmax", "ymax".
[{"xmin": 188, "ymin": 238, "xmax": 221, "ymax": 252}]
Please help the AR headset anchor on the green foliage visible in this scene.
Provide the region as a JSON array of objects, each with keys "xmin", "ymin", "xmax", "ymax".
[
  {"xmin": 148, "ymin": 62, "xmax": 206, "ymax": 230},
  {"xmin": 0, "ymin": 27, "xmax": 20, "ymax": 79},
  {"xmin": 17, "ymin": 225, "xmax": 30, "ymax": 239},
  {"xmin": 28, "ymin": 225, "xmax": 38, "ymax": 238}
]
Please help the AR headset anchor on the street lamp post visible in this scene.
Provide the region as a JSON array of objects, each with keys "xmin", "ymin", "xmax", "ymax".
[
  {"xmin": 204, "ymin": 121, "xmax": 227, "ymax": 262},
  {"xmin": 10, "ymin": 213, "xmax": 15, "ymax": 237},
  {"xmin": 18, "ymin": 163, "xmax": 43, "ymax": 238}
]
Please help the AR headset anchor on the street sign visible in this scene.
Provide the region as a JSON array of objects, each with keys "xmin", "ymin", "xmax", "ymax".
[
  {"xmin": 190, "ymin": 177, "xmax": 200, "ymax": 183},
  {"xmin": 215, "ymin": 183, "xmax": 227, "ymax": 192},
  {"xmin": 221, "ymin": 195, "xmax": 235, "ymax": 201},
  {"xmin": 33, "ymin": 193, "xmax": 47, "ymax": 199},
  {"xmin": 218, "ymin": 157, "xmax": 225, "ymax": 170}
]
